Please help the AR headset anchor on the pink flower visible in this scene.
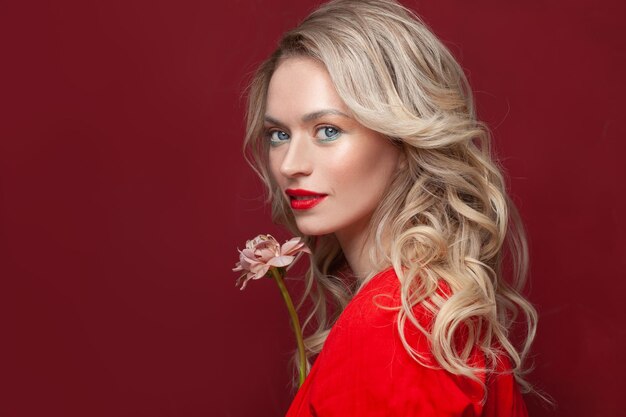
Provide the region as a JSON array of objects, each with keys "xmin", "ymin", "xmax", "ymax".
[
  {"xmin": 232, "ymin": 234, "xmax": 310, "ymax": 386},
  {"xmin": 233, "ymin": 234, "xmax": 311, "ymax": 290}
]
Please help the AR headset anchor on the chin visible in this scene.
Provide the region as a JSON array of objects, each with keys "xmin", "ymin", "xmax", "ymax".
[{"xmin": 294, "ymin": 219, "xmax": 335, "ymax": 237}]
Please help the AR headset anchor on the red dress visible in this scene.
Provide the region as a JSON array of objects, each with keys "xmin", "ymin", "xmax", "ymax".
[{"xmin": 286, "ymin": 267, "xmax": 529, "ymax": 417}]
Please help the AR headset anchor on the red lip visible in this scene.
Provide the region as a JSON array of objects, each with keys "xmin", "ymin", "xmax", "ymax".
[{"xmin": 285, "ymin": 189, "xmax": 327, "ymax": 210}]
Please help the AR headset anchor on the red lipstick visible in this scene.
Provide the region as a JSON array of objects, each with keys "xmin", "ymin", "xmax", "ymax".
[{"xmin": 285, "ymin": 189, "xmax": 327, "ymax": 210}]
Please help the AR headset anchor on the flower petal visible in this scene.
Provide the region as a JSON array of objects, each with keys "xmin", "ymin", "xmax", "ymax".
[
  {"xmin": 280, "ymin": 238, "xmax": 301, "ymax": 255},
  {"xmin": 256, "ymin": 247, "xmax": 278, "ymax": 262},
  {"xmin": 239, "ymin": 249, "xmax": 263, "ymax": 271},
  {"xmin": 281, "ymin": 237, "xmax": 311, "ymax": 256},
  {"xmin": 241, "ymin": 248, "xmax": 256, "ymax": 259},
  {"xmin": 236, "ymin": 273, "xmax": 252, "ymax": 290},
  {"xmin": 253, "ymin": 264, "xmax": 270, "ymax": 279},
  {"xmin": 268, "ymin": 255, "xmax": 295, "ymax": 267}
]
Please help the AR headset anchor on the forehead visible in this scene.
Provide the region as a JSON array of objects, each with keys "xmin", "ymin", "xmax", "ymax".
[{"xmin": 265, "ymin": 56, "xmax": 349, "ymax": 119}]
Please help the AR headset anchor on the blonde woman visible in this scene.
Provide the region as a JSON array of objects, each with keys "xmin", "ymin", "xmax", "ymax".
[{"xmin": 243, "ymin": 0, "xmax": 537, "ymax": 415}]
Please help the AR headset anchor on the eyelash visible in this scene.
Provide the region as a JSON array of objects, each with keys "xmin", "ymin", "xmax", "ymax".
[
  {"xmin": 265, "ymin": 125, "xmax": 343, "ymax": 146},
  {"xmin": 265, "ymin": 129, "xmax": 289, "ymax": 146},
  {"xmin": 317, "ymin": 125, "xmax": 342, "ymax": 142}
]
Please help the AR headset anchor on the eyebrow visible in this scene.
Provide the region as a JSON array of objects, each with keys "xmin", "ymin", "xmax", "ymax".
[{"xmin": 264, "ymin": 109, "xmax": 352, "ymax": 126}]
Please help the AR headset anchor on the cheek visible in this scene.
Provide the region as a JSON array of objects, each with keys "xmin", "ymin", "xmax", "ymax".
[
  {"xmin": 326, "ymin": 143, "xmax": 369, "ymax": 179},
  {"xmin": 330, "ymin": 141, "xmax": 398, "ymax": 191}
]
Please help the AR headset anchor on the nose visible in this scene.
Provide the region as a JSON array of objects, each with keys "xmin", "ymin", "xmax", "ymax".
[{"xmin": 278, "ymin": 134, "xmax": 313, "ymax": 178}]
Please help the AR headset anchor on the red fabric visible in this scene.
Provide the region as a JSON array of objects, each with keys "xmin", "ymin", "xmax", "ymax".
[{"xmin": 286, "ymin": 267, "xmax": 529, "ymax": 417}]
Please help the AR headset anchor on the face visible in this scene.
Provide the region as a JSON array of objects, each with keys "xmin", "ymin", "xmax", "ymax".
[{"xmin": 265, "ymin": 56, "xmax": 402, "ymax": 244}]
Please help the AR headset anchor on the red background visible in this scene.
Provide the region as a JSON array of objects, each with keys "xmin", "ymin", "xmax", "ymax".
[{"xmin": 1, "ymin": 0, "xmax": 624, "ymax": 416}]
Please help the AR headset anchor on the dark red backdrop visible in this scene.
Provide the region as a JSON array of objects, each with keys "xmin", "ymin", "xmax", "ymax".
[{"xmin": 1, "ymin": 0, "xmax": 624, "ymax": 416}]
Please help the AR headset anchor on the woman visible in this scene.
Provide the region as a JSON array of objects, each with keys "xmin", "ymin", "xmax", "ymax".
[{"xmin": 243, "ymin": 0, "xmax": 538, "ymax": 415}]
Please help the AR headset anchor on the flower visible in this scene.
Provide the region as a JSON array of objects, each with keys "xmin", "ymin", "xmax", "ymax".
[
  {"xmin": 233, "ymin": 234, "xmax": 310, "ymax": 290},
  {"xmin": 232, "ymin": 233, "xmax": 311, "ymax": 386}
]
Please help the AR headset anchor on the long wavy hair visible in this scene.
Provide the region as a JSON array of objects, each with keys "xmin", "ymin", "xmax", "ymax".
[{"xmin": 243, "ymin": 0, "xmax": 538, "ymax": 397}]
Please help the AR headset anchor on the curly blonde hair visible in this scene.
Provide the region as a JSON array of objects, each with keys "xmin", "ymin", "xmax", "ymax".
[{"xmin": 243, "ymin": 0, "xmax": 538, "ymax": 398}]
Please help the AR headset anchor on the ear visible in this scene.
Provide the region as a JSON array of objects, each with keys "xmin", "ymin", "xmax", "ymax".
[
  {"xmin": 396, "ymin": 145, "xmax": 408, "ymax": 172},
  {"xmin": 399, "ymin": 153, "xmax": 408, "ymax": 171}
]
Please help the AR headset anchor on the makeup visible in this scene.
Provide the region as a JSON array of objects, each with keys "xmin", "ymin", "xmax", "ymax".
[
  {"xmin": 286, "ymin": 189, "xmax": 328, "ymax": 210},
  {"xmin": 267, "ymin": 57, "xmax": 401, "ymax": 238}
]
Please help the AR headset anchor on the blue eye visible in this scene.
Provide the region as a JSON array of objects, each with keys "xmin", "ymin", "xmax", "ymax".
[
  {"xmin": 316, "ymin": 126, "xmax": 342, "ymax": 142},
  {"xmin": 268, "ymin": 130, "xmax": 290, "ymax": 145}
]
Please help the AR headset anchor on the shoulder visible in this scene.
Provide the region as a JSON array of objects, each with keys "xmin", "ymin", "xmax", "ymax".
[
  {"xmin": 337, "ymin": 267, "xmax": 402, "ymax": 326},
  {"xmin": 322, "ymin": 266, "xmax": 416, "ymax": 363},
  {"xmin": 326, "ymin": 267, "xmax": 417, "ymax": 347},
  {"xmin": 308, "ymin": 267, "xmax": 487, "ymax": 416},
  {"xmin": 332, "ymin": 266, "xmax": 440, "ymax": 337}
]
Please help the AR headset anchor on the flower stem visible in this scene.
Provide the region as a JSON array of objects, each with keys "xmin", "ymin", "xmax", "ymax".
[{"xmin": 270, "ymin": 267, "xmax": 306, "ymax": 387}]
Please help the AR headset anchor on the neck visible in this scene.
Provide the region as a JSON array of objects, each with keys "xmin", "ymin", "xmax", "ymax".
[{"xmin": 335, "ymin": 217, "xmax": 379, "ymax": 281}]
